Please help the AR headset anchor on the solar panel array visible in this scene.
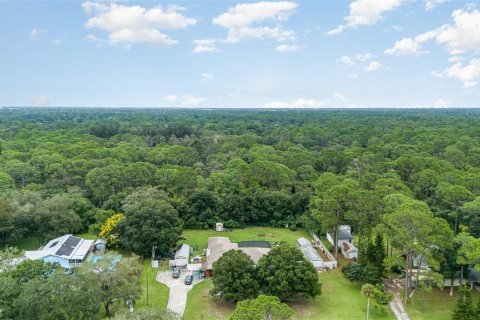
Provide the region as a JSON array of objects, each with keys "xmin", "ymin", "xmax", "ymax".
[
  {"xmin": 55, "ymin": 236, "xmax": 81, "ymax": 257},
  {"xmin": 238, "ymin": 240, "xmax": 271, "ymax": 248}
]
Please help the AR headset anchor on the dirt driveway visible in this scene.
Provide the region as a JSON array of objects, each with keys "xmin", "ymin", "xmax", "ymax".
[{"xmin": 156, "ymin": 270, "xmax": 203, "ymax": 317}]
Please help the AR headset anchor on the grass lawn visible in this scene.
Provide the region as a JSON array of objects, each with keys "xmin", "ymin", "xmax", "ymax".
[
  {"xmin": 183, "ymin": 280, "xmax": 234, "ymax": 320},
  {"xmin": 136, "ymin": 259, "xmax": 169, "ymax": 311},
  {"xmin": 180, "ymin": 227, "xmax": 312, "ymax": 255},
  {"xmin": 290, "ymin": 268, "xmax": 395, "ymax": 320},
  {"xmin": 7, "ymin": 236, "xmax": 42, "ymax": 250},
  {"xmin": 404, "ymin": 287, "xmax": 480, "ymax": 320},
  {"xmin": 183, "ymin": 269, "xmax": 396, "ymax": 320}
]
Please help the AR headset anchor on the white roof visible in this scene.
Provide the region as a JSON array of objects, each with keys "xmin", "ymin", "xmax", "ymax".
[
  {"xmin": 25, "ymin": 235, "xmax": 94, "ymax": 261},
  {"xmin": 175, "ymin": 244, "xmax": 190, "ymax": 259},
  {"xmin": 297, "ymin": 238, "xmax": 323, "ymax": 262}
]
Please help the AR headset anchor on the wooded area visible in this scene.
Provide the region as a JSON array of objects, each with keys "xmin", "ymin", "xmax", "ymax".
[{"xmin": 2, "ymin": 108, "xmax": 480, "ymax": 319}]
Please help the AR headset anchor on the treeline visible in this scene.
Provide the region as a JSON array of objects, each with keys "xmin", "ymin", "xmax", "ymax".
[{"xmin": 1, "ymin": 109, "xmax": 480, "ymax": 256}]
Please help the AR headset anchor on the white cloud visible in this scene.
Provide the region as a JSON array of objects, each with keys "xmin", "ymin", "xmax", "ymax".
[
  {"xmin": 30, "ymin": 28, "xmax": 44, "ymax": 39},
  {"xmin": 448, "ymin": 56, "xmax": 462, "ymax": 63},
  {"xmin": 339, "ymin": 55, "xmax": 355, "ymax": 66},
  {"xmin": 425, "ymin": 0, "xmax": 450, "ymax": 11},
  {"xmin": 164, "ymin": 95, "xmax": 177, "ymax": 102},
  {"xmin": 435, "ymin": 9, "xmax": 480, "ymax": 55},
  {"xmin": 433, "ymin": 98, "xmax": 449, "ymax": 108},
  {"xmin": 384, "ymin": 30, "xmax": 438, "ymax": 56},
  {"xmin": 263, "ymin": 98, "xmax": 328, "ymax": 108},
  {"xmin": 328, "ymin": 0, "xmax": 404, "ymax": 35},
  {"xmin": 385, "ymin": 9, "xmax": 480, "ymax": 56},
  {"xmin": 431, "ymin": 70, "xmax": 444, "ymax": 78},
  {"xmin": 385, "ymin": 37, "xmax": 427, "ymax": 56},
  {"xmin": 275, "ymin": 44, "xmax": 299, "ymax": 52},
  {"xmin": 333, "ymin": 93, "xmax": 346, "ymax": 101},
  {"xmin": 339, "ymin": 52, "xmax": 375, "ymax": 65},
  {"xmin": 193, "ymin": 39, "xmax": 219, "ymax": 53},
  {"xmin": 30, "ymin": 95, "xmax": 48, "ymax": 106},
  {"xmin": 182, "ymin": 96, "xmax": 206, "ymax": 107},
  {"xmin": 355, "ymin": 52, "xmax": 375, "ymax": 62},
  {"xmin": 213, "ymin": 1, "xmax": 298, "ymax": 43},
  {"xmin": 442, "ymin": 59, "xmax": 480, "ymax": 88},
  {"xmin": 364, "ymin": 61, "xmax": 383, "ymax": 72},
  {"xmin": 201, "ymin": 73, "xmax": 215, "ymax": 81},
  {"xmin": 82, "ymin": 2, "xmax": 196, "ymax": 46},
  {"xmin": 52, "ymin": 39, "xmax": 62, "ymax": 45}
]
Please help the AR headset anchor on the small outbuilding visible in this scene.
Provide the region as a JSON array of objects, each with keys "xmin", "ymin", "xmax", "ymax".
[
  {"xmin": 297, "ymin": 237, "xmax": 323, "ymax": 269},
  {"xmin": 340, "ymin": 242, "xmax": 358, "ymax": 260},
  {"xmin": 93, "ymin": 239, "xmax": 107, "ymax": 251},
  {"xmin": 174, "ymin": 244, "xmax": 190, "ymax": 267},
  {"xmin": 215, "ymin": 222, "xmax": 224, "ymax": 232}
]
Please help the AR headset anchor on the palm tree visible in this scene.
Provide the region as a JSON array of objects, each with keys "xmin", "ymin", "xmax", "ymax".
[{"xmin": 361, "ymin": 284, "xmax": 376, "ymax": 320}]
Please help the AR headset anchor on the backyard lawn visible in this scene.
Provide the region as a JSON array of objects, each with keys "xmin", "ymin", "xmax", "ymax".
[
  {"xmin": 290, "ymin": 268, "xmax": 395, "ymax": 320},
  {"xmin": 7, "ymin": 236, "xmax": 42, "ymax": 250},
  {"xmin": 137, "ymin": 259, "xmax": 169, "ymax": 311},
  {"xmin": 183, "ymin": 280, "xmax": 234, "ymax": 320},
  {"xmin": 180, "ymin": 227, "xmax": 312, "ymax": 255},
  {"xmin": 404, "ymin": 287, "xmax": 480, "ymax": 320},
  {"xmin": 183, "ymin": 267, "xmax": 396, "ymax": 320}
]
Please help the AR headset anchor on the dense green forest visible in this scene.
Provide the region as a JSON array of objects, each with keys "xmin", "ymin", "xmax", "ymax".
[
  {"xmin": 1, "ymin": 108, "xmax": 480, "ymax": 258},
  {"xmin": 3, "ymin": 108, "xmax": 480, "ymax": 319}
]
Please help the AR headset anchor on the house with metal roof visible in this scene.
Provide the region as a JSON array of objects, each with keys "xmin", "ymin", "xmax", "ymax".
[
  {"xmin": 204, "ymin": 237, "xmax": 271, "ymax": 277},
  {"xmin": 326, "ymin": 225, "xmax": 358, "ymax": 260},
  {"xmin": 24, "ymin": 235, "xmax": 94, "ymax": 269},
  {"xmin": 297, "ymin": 237, "xmax": 323, "ymax": 269},
  {"xmin": 174, "ymin": 244, "xmax": 190, "ymax": 267}
]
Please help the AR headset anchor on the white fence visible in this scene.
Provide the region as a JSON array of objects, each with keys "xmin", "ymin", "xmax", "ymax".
[{"xmin": 310, "ymin": 232, "xmax": 337, "ymax": 269}]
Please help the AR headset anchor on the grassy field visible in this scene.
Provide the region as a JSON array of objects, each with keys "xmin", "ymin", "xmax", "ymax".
[
  {"xmin": 180, "ymin": 227, "xmax": 312, "ymax": 255},
  {"xmin": 290, "ymin": 268, "xmax": 395, "ymax": 320},
  {"xmin": 137, "ymin": 259, "xmax": 169, "ymax": 310},
  {"xmin": 404, "ymin": 287, "xmax": 480, "ymax": 320},
  {"xmin": 183, "ymin": 269, "xmax": 396, "ymax": 320},
  {"xmin": 7, "ymin": 236, "xmax": 42, "ymax": 250},
  {"xmin": 182, "ymin": 235, "xmax": 396, "ymax": 320},
  {"xmin": 183, "ymin": 280, "xmax": 234, "ymax": 320}
]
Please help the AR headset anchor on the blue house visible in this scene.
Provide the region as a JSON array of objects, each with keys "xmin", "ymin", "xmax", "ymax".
[{"xmin": 25, "ymin": 235, "xmax": 94, "ymax": 269}]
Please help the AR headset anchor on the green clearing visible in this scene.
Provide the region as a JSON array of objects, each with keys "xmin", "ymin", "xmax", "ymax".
[
  {"xmin": 7, "ymin": 236, "xmax": 42, "ymax": 250},
  {"xmin": 183, "ymin": 269, "xmax": 396, "ymax": 320},
  {"xmin": 180, "ymin": 227, "xmax": 312, "ymax": 255},
  {"xmin": 290, "ymin": 268, "xmax": 395, "ymax": 320},
  {"xmin": 181, "ymin": 226, "xmax": 395, "ymax": 320},
  {"xmin": 183, "ymin": 280, "xmax": 234, "ymax": 320},
  {"xmin": 137, "ymin": 259, "xmax": 169, "ymax": 311},
  {"xmin": 404, "ymin": 287, "xmax": 480, "ymax": 320}
]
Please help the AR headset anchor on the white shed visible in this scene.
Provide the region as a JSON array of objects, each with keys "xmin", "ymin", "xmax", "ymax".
[
  {"xmin": 215, "ymin": 222, "xmax": 224, "ymax": 232},
  {"xmin": 340, "ymin": 242, "xmax": 358, "ymax": 260},
  {"xmin": 297, "ymin": 237, "xmax": 323, "ymax": 269},
  {"xmin": 174, "ymin": 244, "xmax": 190, "ymax": 267}
]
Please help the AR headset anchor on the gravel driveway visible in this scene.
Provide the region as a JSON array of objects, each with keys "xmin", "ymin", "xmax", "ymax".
[{"xmin": 156, "ymin": 270, "xmax": 203, "ymax": 317}]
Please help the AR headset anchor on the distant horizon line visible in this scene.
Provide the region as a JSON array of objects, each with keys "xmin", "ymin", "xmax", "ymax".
[{"xmin": 2, "ymin": 106, "xmax": 479, "ymax": 110}]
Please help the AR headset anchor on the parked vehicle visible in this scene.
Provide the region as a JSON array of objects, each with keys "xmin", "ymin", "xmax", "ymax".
[
  {"xmin": 184, "ymin": 275, "xmax": 193, "ymax": 285},
  {"xmin": 172, "ymin": 268, "xmax": 181, "ymax": 278}
]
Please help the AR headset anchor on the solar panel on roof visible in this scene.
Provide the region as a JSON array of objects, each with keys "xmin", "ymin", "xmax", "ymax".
[
  {"xmin": 56, "ymin": 246, "xmax": 75, "ymax": 256},
  {"xmin": 55, "ymin": 236, "xmax": 81, "ymax": 257},
  {"xmin": 64, "ymin": 236, "xmax": 81, "ymax": 247}
]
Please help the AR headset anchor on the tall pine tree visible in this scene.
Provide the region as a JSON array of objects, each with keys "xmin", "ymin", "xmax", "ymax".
[{"xmin": 451, "ymin": 286, "xmax": 475, "ymax": 320}]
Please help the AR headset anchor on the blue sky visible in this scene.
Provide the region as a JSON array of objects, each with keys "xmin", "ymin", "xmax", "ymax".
[{"xmin": 1, "ymin": 0, "xmax": 479, "ymax": 108}]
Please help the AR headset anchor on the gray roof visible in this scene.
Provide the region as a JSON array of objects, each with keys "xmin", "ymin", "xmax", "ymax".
[
  {"xmin": 338, "ymin": 229, "xmax": 353, "ymax": 240},
  {"xmin": 297, "ymin": 238, "xmax": 323, "ymax": 262},
  {"xmin": 175, "ymin": 244, "xmax": 190, "ymax": 259},
  {"xmin": 469, "ymin": 270, "xmax": 480, "ymax": 282}
]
